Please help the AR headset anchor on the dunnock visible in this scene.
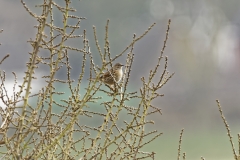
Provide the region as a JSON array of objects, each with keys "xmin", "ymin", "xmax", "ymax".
[{"xmin": 91, "ymin": 63, "xmax": 124, "ymax": 88}]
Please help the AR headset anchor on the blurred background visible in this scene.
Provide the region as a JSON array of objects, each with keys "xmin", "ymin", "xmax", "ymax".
[{"xmin": 1, "ymin": 0, "xmax": 240, "ymax": 159}]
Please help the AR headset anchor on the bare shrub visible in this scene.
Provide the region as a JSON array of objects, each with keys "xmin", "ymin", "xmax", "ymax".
[{"xmin": 0, "ymin": 1, "xmax": 173, "ymax": 159}]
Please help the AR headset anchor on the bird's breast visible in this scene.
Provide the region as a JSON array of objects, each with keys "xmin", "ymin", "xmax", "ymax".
[{"xmin": 116, "ymin": 69, "xmax": 123, "ymax": 82}]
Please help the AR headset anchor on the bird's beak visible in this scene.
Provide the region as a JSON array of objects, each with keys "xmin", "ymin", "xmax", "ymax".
[{"xmin": 120, "ymin": 64, "xmax": 124, "ymax": 66}]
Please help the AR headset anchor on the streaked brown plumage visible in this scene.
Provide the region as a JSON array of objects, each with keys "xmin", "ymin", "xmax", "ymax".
[{"xmin": 92, "ymin": 63, "xmax": 124, "ymax": 87}]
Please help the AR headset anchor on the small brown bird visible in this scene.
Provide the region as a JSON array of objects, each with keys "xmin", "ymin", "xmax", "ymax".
[{"xmin": 91, "ymin": 63, "xmax": 124, "ymax": 88}]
